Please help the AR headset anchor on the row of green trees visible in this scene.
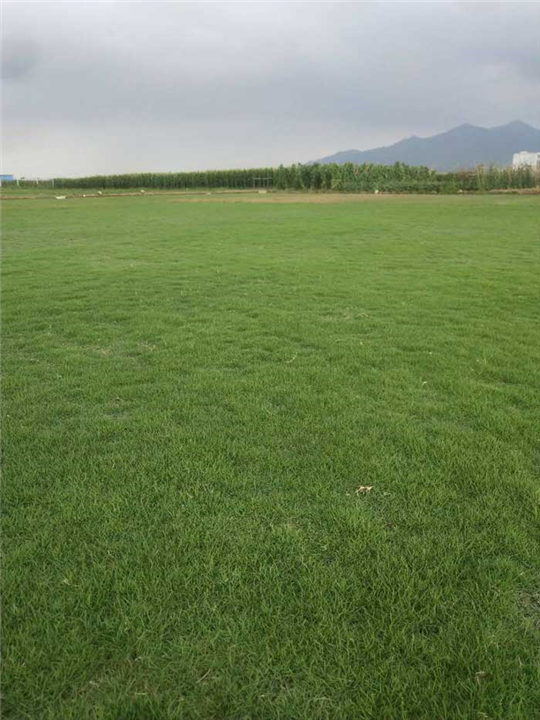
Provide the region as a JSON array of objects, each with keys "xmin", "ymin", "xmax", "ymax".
[
  {"xmin": 45, "ymin": 162, "xmax": 539, "ymax": 193},
  {"xmin": 442, "ymin": 166, "xmax": 538, "ymax": 191}
]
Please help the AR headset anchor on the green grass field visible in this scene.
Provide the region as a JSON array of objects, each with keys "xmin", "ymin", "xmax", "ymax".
[{"xmin": 2, "ymin": 194, "xmax": 539, "ymax": 719}]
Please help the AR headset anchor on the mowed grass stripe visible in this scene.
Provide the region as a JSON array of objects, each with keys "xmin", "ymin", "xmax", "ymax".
[{"xmin": 2, "ymin": 195, "xmax": 539, "ymax": 719}]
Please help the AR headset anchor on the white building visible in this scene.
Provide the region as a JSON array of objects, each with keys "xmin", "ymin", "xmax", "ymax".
[{"xmin": 512, "ymin": 151, "xmax": 540, "ymax": 170}]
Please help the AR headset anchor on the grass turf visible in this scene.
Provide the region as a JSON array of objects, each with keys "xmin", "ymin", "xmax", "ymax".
[{"xmin": 2, "ymin": 194, "xmax": 539, "ymax": 719}]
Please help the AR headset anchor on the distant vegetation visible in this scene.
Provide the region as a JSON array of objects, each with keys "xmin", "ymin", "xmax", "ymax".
[{"xmin": 10, "ymin": 162, "xmax": 539, "ymax": 193}]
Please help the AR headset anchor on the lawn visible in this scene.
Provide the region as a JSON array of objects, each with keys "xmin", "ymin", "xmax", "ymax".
[{"xmin": 2, "ymin": 194, "xmax": 539, "ymax": 719}]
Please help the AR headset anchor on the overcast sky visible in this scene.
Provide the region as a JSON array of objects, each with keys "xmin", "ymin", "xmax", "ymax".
[{"xmin": 2, "ymin": 1, "xmax": 539, "ymax": 177}]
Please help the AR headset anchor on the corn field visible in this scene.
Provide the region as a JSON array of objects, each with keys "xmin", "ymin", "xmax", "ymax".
[{"xmin": 15, "ymin": 163, "xmax": 540, "ymax": 193}]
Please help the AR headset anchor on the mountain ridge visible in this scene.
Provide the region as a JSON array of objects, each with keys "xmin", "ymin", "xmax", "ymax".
[{"xmin": 309, "ymin": 121, "xmax": 540, "ymax": 171}]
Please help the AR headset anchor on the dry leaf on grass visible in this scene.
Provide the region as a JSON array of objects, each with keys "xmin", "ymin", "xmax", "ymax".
[
  {"xmin": 475, "ymin": 671, "xmax": 490, "ymax": 683},
  {"xmin": 355, "ymin": 486, "xmax": 373, "ymax": 494}
]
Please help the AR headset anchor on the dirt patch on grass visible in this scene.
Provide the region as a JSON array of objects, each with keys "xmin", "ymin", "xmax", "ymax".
[
  {"xmin": 3, "ymin": 188, "xmax": 539, "ymax": 203},
  {"xmin": 488, "ymin": 187, "xmax": 540, "ymax": 195},
  {"xmin": 167, "ymin": 192, "xmax": 451, "ymax": 205},
  {"xmin": 0, "ymin": 190, "xmax": 436, "ymax": 203},
  {"xmin": 520, "ymin": 591, "xmax": 540, "ymax": 631}
]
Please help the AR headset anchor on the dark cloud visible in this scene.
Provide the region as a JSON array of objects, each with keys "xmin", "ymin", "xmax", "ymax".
[{"xmin": 2, "ymin": 1, "xmax": 539, "ymax": 176}]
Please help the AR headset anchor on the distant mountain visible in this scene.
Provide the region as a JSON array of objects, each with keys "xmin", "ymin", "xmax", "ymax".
[{"xmin": 309, "ymin": 121, "xmax": 540, "ymax": 171}]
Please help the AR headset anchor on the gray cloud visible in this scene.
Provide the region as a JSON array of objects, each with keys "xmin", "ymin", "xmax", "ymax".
[
  {"xmin": 2, "ymin": 1, "xmax": 539, "ymax": 177},
  {"xmin": 1, "ymin": 37, "xmax": 40, "ymax": 81}
]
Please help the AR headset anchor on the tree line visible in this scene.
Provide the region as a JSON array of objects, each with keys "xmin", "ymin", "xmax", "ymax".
[{"xmin": 28, "ymin": 162, "xmax": 539, "ymax": 193}]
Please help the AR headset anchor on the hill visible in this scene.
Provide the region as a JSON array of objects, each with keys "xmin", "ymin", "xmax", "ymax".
[{"xmin": 309, "ymin": 121, "xmax": 540, "ymax": 171}]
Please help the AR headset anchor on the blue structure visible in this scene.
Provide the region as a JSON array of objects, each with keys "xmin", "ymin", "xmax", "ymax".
[{"xmin": 0, "ymin": 174, "xmax": 16, "ymax": 183}]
